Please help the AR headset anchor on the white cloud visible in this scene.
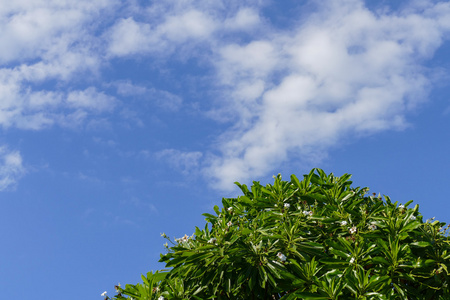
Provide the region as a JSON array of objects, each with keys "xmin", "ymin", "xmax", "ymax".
[
  {"xmin": 203, "ymin": 0, "xmax": 450, "ymax": 190},
  {"xmin": 106, "ymin": 9, "xmax": 217, "ymax": 57},
  {"xmin": 159, "ymin": 10, "xmax": 216, "ymax": 42},
  {"xmin": 1, "ymin": 0, "xmax": 450, "ymax": 192},
  {"xmin": 0, "ymin": 147, "xmax": 25, "ymax": 191},
  {"xmin": 223, "ymin": 7, "xmax": 261, "ymax": 31},
  {"xmin": 106, "ymin": 1, "xmax": 264, "ymax": 58},
  {"xmin": 115, "ymin": 81, "xmax": 183, "ymax": 111},
  {"xmin": 0, "ymin": 0, "xmax": 113, "ymax": 64},
  {"xmin": 0, "ymin": 1, "xmax": 121, "ymax": 131},
  {"xmin": 115, "ymin": 81, "xmax": 148, "ymax": 97},
  {"xmin": 106, "ymin": 17, "xmax": 154, "ymax": 56},
  {"xmin": 67, "ymin": 87, "xmax": 116, "ymax": 112},
  {"xmin": 156, "ymin": 149, "xmax": 203, "ymax": 175}
]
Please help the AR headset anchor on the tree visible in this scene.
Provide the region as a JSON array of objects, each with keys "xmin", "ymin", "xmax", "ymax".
[{"xmin": 108, "ymin": 169, "xmax": 450, "ymax": 299}]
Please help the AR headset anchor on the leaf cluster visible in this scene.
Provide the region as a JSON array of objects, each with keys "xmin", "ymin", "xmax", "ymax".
[{"xmin": 110, "ymin": 169, "xmax": 450, "ymax": 300}]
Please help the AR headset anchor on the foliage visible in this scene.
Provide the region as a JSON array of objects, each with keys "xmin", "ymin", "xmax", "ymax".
[{"xmin": 107, "ymin": 169, "xmax": 450, "ymax": 299}]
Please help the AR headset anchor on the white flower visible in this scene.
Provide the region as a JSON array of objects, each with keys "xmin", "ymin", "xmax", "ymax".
[
  {"xmin": 341, "ymin": 221, "xmax": 348, "ymax": 226},
  {"xmin": 369, "ymin": 223, "xmax": 377, "ymax": 231},
  {"xmin": 410, "ymin": 215, "xmax": 416, "ymax": 221},
  {"xmin": 101, "ymin": 291, "xmax": 107, "ymax": 297},
  {"xmin": 115, "ymin": 283, "xmax": 121, "ymax": 291},
  {"xmin": 398, "ymin": 204, "xmax": 405, "ymax": 210},
  {"xmin": 284, "ymin": 203, "xmax": 290, "ymax": 209},
  {"xmin": 349, "ymin": 226, "xmax": 357, "ymax": 234},
  {"xmin": 158, "ymin": 297, "xmax": 165, "ymax": 300},
  {"xmin": 227, "ymin": 221, "xmax": 233, "ymax": 227},
  {"xmin": 303, "ymin": 210, "xmax": 313, "ymax": 217},
  {"xmin": 277, "ymin": 252, "xmax": 287, "ymax": 262},
  {"xmin": 227, "ymin": 207, "xmax": 233, "ymax": 212},
  {"xmin": 208, "ymin": 238, "xmax": 217, "ymax": 244},
  {"xmin": 175, "ymin": 234, "xmax": 189, "ymax": 243},
  {"xmin": 350, "ymin": 257, "xmax": 355, "ymax": 264}
]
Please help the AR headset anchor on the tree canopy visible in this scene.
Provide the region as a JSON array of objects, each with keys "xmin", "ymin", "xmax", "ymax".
[{"xmin": 108, "ymin": 169, "xmax": 450, "ymax": 299}]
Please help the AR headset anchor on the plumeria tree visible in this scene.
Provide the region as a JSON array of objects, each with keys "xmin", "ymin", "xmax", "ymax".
[{"xmin": 107, "ymin": 169, "xmax": 450, "ymax": 299}]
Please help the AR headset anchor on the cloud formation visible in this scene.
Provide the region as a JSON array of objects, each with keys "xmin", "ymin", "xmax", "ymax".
[
  {"xmin": 0, "ymin": 0, "xmax": 116, "ymax": 130},
  {"xmin": 1, "ymin": 0, "xmax": 450, "ymax": 191},
  {"xmin": 203, "ymin": 0, "xmax": 450, "ymax": 190}
]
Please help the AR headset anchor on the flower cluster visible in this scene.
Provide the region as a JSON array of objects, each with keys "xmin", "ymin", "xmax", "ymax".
[
  {"xmin": 175, "ymin": 234, "xmax": 190, "ymax": 243},
  {"xmin": 349, "ymin": 226, "xmax": 357, "ymax": 234},
  {"xmin": 302, "ymin": 210, "xmax": 313, "ymax": 217},
  {"xmin": 277, "ymin": 252, "xmax": 287, "ymax": 262},
  {"xmin": 368, "ymin": 222, "xmax": 377, "ymax": 231}
]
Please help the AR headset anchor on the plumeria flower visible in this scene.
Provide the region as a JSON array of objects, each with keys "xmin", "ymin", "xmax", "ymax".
[
  {"xmin": 158, "ymin": 296, "xmax": 165, "ymax": 300},
  {"xmin": 398, "ymin": 204, "xmax": 405, "ymax": 210},
  {"xmin": 410, "ymin": 215, "xmax": 416, "ymax": 221},
  {"xmin": 175, "ymin": 234, "xmax": 189, "ymax": 243},
  {"xmin": 227, "ymin": 221, "xmax": 233, "ymax": 227},
  {"xmin": 341, "ymin": 220, "xmax": 348, "ymax": 226},
  {"xmin": 368, "ymin": 223, "xmax": 377, "ymax": 231},
  {"xmin": 227, "ymin": 207, "xmax": 233, "ymax": 212},
  {"xmin": 208, "ymin": 238, "xmax": 217, "ymax": 244},
  {"xmin": 284, "ymin": 203, "xmax": 290, "ymax": 209},
  {"xmin": 277, "ymin": 252, "xmax": 287, "ymax": 262},
  {"xmin": 349, "ymin": 226, "xmax": 357, "ymax": 234},
  {"xmin": 350, "ymin": 257, "xmax": 355, "ymax": 264},
  {"xmin": 303, "ymin": 210, "xmax": 313, "ymax": 217},
  {"xmin": 101, "ymin": 291, "xmax": 107, "ymax": 297}
]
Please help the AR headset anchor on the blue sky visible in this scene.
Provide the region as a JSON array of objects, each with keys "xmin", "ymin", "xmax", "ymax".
[{"xmin": 1, "ymin": 0, "xmax": 450, "ymax": 298}]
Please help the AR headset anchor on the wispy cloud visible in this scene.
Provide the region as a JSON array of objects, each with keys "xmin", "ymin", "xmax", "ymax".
[
  {"xmin": 0, "ymin": 147, "xmax": 25, "ymax": 191},
  {"xmin": 0, "ymin": 0, "xmax": 117, "ymax": 130},
  {"xmin": 115, "ymin": 81, "xmax": 183, "ymax": 111},
  {"xmin": 202, "ymin": 0, "xmax": 450, "ymax": 190},
  {"xmin": 156, "ymin": 149, "xmax": 203, "ymax": 175}
]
